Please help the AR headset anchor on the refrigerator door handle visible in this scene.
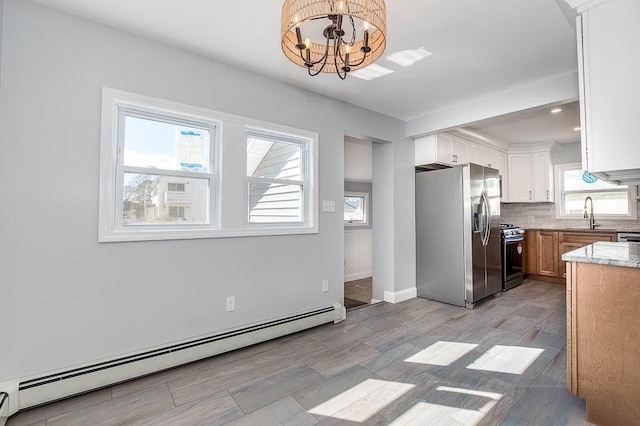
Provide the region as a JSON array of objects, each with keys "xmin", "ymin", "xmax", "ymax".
[
  {"xmin": 485, "ymin": 192, "xmax": 492, "ymax": 245},
  {"xmin": 481, "ymin": 190, "xmax": 490, "ymax": 246}
]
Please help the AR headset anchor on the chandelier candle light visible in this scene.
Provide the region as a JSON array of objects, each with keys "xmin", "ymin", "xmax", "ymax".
[{"xmin": 281, "ymin": 0, "xmax": 387, "ymax": 79}]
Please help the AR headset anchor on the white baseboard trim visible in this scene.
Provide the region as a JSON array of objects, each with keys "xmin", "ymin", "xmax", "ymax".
[
  {"xmin": 370, "ymin": 298, "xmax": 383, "ymax": 304},
  {"xmin": 344, "ymin": 272, "xmax": 372, "ymax": 282},
  {"xmin": 383, "ymin": 287, "xmax": 417, "ymax": 304}
]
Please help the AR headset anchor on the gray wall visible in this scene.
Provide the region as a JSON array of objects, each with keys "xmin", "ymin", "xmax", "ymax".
[
  {"xmin": 552, "ymin": 141, "xmax": 581, "ymax": 165},
  {"xmin": 0, "ymin": 0, "xmax": 413, "ymax": 381}
]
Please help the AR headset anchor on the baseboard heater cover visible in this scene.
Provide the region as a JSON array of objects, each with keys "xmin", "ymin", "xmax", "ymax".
[{"xmin": 2, "ymin": 303, "xmax": 344, "ymax": 420}]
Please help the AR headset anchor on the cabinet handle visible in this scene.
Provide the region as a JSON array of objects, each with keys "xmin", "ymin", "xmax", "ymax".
[
  {"xmin": 546, "ymin": 190, "xmax": 549, "ymax": 200},
  {"xmin": 452, "ymin": 154, "xmax": 458, "ymax": 163},
  {"xmin": 529, "ymin": 190, "xmax": 532, "ymax": 200},
  {"xmin": 487, "ymin": 163, "xmax": 492, "ymax": 167}
]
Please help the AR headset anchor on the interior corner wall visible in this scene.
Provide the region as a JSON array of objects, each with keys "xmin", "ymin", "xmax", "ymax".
[
  {"xmin": 0, "ymin": 0, "xmax": 407, "ymax": 382},
  {"xmin": 552, "ymin": 141, "xmax": 581, "ymax": 164},
  {"xmin": 392, "ymin": 139, "xmax": 416, "ymax": 294},
  {"xmin": 372, "ymin": 142, "xmax": 394, "ymax": 301},
  {"xmin": 371, "ymin": 139, "xmax": 416, "ymax": 301}
]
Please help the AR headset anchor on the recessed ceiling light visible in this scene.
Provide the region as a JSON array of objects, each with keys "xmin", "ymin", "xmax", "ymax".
[
  {"xmin": 350, "ymin": 64, "xmax": 394, "ymax": 81},
  {"xmin": 386, "ymin": 48, "xmax": 433, "ymax": 67},
  {"xmin": 574, "ymin": 127, "xmax": 581, "ymax": 131},
  {"xmin": 551, "ymin": 108, "xmax": 562, "ymax": 114}
]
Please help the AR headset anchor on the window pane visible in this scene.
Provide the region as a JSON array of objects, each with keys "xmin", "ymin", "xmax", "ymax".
[
  {"xmin": 249, "ymin": 183, "xmax": 302, "ymax": 223},
  {"xmin": 563, "ymin": 169, "xmax": 626, "ymax": 191},
  {"xmin": 344, "ymin": 196, "xmax": 365, "ymax": 221},
  {"xmin": 247, "ymin": 136, "xmax": 301, "ymax": 180},
  {"xmin": 564, "ymin": 192, "xmax": 629, "ymax": 215},
  {"xmin": 123, "ymin": 115, "xmax": 211, "ymax": 172},
  {"xmin": 123, "ymin": 172, "xmax": 209, "ymax": 225}
]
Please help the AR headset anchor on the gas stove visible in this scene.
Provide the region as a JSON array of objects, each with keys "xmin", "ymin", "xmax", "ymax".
[
  {"xmin": 500, "ymin": 223, "xmax": 525, "ymax": 241},
  {"xmin": 500, "ymin": 224, "xmax": 525, "ymax": 291}
]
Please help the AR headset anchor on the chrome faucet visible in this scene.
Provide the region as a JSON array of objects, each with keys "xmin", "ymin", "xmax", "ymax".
[{"xmin": 583, "ymin": 196, "xmax": 598, "ymax": 230}]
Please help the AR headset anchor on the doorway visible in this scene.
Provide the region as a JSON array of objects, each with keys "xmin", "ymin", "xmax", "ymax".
[{"xmin": 344, "ymin": 136, "xmax": 374, "ymax": 310}]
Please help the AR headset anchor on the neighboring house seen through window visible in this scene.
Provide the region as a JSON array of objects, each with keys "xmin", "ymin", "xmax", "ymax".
[{"xmin": 246, "ymin": 130, "xmax": 308, "ymax": 224}]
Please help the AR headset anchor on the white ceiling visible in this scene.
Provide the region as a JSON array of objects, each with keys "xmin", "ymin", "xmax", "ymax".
[
  {"xmin": 465, "ymin": 101, "xmax": 581, "ymax": 145},
  {"xmin": 31, "ymin": 0, "xmax": 579, "ymax": 123}
]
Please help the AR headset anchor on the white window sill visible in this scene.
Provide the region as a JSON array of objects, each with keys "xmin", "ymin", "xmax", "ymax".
[{"xmin": 99, "ymin": 225, "xmax": 319, "ymax": 242}]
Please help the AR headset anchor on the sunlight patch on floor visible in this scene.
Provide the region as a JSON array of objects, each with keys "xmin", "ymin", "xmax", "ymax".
[
  {"xmin": 467, "ymin": 345, "xmax": 544, "ymax": 375},
  {"xmin": 404, "ymin": 341, "xmax": 479, "ymax": 366},
  {"xmin": 389, "ymin": 386, "xmax": 502, "ymax": 425},
  {"xmin": 308, "ymin": 378, "xmax": 415, "ymax": 423}
]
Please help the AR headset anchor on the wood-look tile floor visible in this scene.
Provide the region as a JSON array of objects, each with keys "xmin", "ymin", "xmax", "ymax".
[
  {"xmin": 8, "ymin": 279, "xmax": 594, "ymax": 426},
  {"xmin": 344, "ymin": 277, "xmax": 372, "ymax": 309}
]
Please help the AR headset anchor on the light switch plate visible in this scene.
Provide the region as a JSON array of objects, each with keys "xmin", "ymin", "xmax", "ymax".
[{"xmin": 322, "ymin": 200, "xmax": 336, "ymax": 212}]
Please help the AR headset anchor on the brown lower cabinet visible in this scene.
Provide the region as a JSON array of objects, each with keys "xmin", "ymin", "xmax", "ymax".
[
  {"xmin": 566, "ymin": 261, "xmax": 640, "ymax": 425},
  {"xmin": 525, "ymin": 230, "xmax": 617, "ymax": 283}
]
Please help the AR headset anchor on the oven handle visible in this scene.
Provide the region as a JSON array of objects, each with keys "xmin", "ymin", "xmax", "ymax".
[{"xmin": 503, "ymin": 237, "xmax": 524, "ymax": 244}]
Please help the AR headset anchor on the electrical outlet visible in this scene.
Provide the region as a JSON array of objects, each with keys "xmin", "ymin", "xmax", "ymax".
[
  {"xmin": 226, "ymin": 296, "xmax": 235, "ymax": 312},
  {"xmin": 527, "ymin": 215, "xmax": 535, "ymax": 223},
  {"xmin": 322, "ymin": 279, "xmax": 329, "ymax": 292}
]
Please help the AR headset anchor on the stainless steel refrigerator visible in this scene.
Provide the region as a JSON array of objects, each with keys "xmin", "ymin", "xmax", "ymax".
[{"xmin": 416, "ymin": 163, "xmax": 502, "ymax": 308}]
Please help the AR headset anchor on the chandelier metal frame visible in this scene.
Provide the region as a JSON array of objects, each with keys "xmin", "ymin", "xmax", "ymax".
[{"xmin": 281, "ymin": 0, "xmax": 387, "ymax": 80}]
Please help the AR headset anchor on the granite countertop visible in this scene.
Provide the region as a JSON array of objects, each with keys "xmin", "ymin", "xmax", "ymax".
[
  {"xmin": 562, "ymin": 242, "xmax": 640, "ymax": 268},
  {"xmin": 521, "ymin": 226, "xmax": 640, "ymax": 233}
]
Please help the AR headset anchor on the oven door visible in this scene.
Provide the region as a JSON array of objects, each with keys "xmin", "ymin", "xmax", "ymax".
[{"xmin": 503, "ymin": 238, "xmax": 524, "ymax": 282}]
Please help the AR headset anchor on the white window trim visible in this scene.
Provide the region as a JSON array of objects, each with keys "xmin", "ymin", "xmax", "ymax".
[
  {"xmin": 244, "ymin": 128, "xmax": 311, "ymax": 227},
  {"xmin": 99, "ymin": 88, "xmax": 318, "ymax": 242},
  {"xmin": 344, "ymin": 191, "xmax": 370, "ymax": 227},
  {"xmin": 554, "ymin": 162, "xmax": 638, "ymax": 220}
]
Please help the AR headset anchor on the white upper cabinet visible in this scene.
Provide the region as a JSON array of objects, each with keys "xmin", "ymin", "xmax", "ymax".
[
  {"xmin": 507, "ymin": 144, "xmax": 554, "ymax": 203},
  {"xmin": 468, "ymin": 143, "xmax": 488, "ymax": 168},
  {"xmin": 508, "ymin": 153, "xmax": 535, "ymax": 202},
  {"xmin": 450, "ymin": 136, "xmax": 468, "ymax": 166},
  {"xmin": 492, "ymin": 150, "xmax": 509, "ymax": 202},
  {"xmin": 577, "ymin": 0, "xmax": 640, "ymax": 182},
  {"xmin": 415, "ymin": 133, "xmax": 468, "ymax": 167},
  {"xmin": 415, "ymin": 132, "xmax": 509, "ymax": 201},
  {"xmin": 532, "ymin": 151, "xmax": 553, "ymax": 202}
]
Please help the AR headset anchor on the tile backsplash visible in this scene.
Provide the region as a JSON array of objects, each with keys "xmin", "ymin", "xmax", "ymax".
[{"xmin": 501, "ymin": 201, "xmax": 640, "ymax": 231}]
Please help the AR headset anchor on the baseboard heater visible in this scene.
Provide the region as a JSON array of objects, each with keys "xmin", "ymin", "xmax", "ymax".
[{"xmin": 1, "ymin": 303, "xmax": 344, "ymax": 424}]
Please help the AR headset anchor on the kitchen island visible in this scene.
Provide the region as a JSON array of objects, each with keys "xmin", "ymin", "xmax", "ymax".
[{"xmin": 563, "ymin": 242, "xmax": 640, "ymax": 426}]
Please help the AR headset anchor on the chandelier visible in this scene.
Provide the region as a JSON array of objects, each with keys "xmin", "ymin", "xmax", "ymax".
[{"xmin": 281, "ymin": 0, "xmax": 387, "ymax": 80}]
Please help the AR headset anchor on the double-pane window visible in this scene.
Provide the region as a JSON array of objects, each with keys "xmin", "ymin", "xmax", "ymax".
[
  {"xmin": 246, "ymin": 130, "xmax": 308, "ymax": 224},
  {"xmin": 99, "ymin": 89, "xmax": 317, "ymax": 241},
  {"xmin": 556, "ymin": 163, "xmax": 637, "ymax": 219},
  {"xmin": 117, "ymin": 110, "xmax": 215, "ymax": 227}
]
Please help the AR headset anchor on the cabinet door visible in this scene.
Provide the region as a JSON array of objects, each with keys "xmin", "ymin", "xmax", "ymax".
[
  {"xmin": 415, "ymin": 135, "xmax": 437, "ymax": 166},
  {"xmin": 467, "ymin": 143, "xmax": 478, "ymax": 165},
  {"xmin": 580, "ymin": 0, "xmax": 640, "ymax": 173},
  {"xmin": 537, "ymin": 231, "xmax": 559, "ymax": 277},
  {"xmin": 525, "ymin": 231, "xmax": 538, "ymax": 275},
  {"xmin": 493, "ymin": 150, "xmax": 508, "ymax": 202},
  {"xmin": 436, "ymin": 134, "xmax": 453, "ymax": 165},
  {"xmin": 560, "ymin": 242, "xmax": 584, "ymax": 278},
  {"xmin": 532, "ymin": 151, "xmax": 553, "ymax": 202},
  {"xmin": 476, "ymin": 145, "xmax": 488, "ymax": 167},
  {"xmin": 508, "ymin": 153, "xmax": 533, "ymax": 202},
  {"xmin": 450, "ymin": 136, "xmax": 468, "ymax": 165}
]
